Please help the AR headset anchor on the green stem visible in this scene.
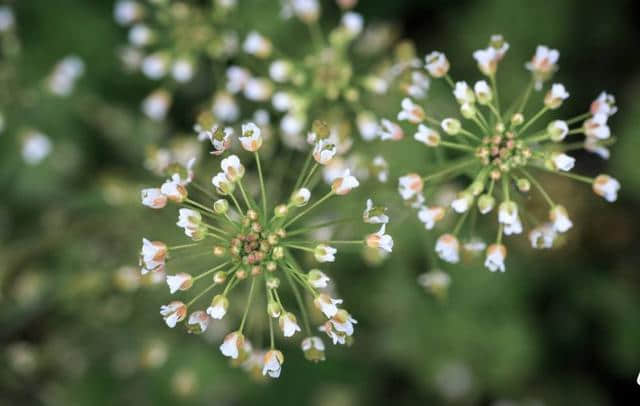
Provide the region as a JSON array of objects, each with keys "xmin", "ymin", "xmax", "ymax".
[
  {"xmin": 566, "ymin": 112, "xmax": 592, "ymax": 125},
  {"xmin": 284, "ymin": 191, "xmax": 334, "ymax": 229},
  {"xmin": 255, "ymin": 152, "xmax": 267, "ymax": 219},
  {"xmin": 168, "ymin": 242, "xmax": 200, "ymax": 250},
  {"xmin": 193, "ymin": 261, "xmax": 231, "ymax": 281},
  {"xmin": 237, "ymin": 180, "xmax": 253, "ymax": 210},
  {"xmin": 440, "ymin": 141, "xmax": 475, "ymax": 151},
  {"xmin": 520, "ymin": 168, "xmax": 554, "ymax": 207},
  {"xmin": 185, "ymin": 198, "xmax": 215, "ymax": 214},
  {"xmin": 422, "ymin": 159, "xmax": 477, "ymax": 182},
  {"xmin": 239, "ymin": 277, "xmax": 257, "ymax": 333},
  {"xmin": 519, "ymin": 106, "xmax": 549, "ymax": 135},
  {"xmin": 286, "ymin": 217, "xmax": 356, "ymax": 237},
  {"xmin": 283, "ymin": 244, "xmax": 315, "ymax": 253},
  {"xmin": 229, "ymin": 192, "xmax": 244, "ymax": 216},
  {"xmin": 283, "ymin": 268, "xmax": 312, "ymax": 335},
  {"xmin": 187, "ymin": 282, "xmax": 217, "ymax": 307},
  {"xmin": 532, "ymin": 165, "xmax": 594, "ymax": 184}
]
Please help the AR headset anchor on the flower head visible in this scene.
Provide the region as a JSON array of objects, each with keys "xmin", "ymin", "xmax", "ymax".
[
  {"xmin": 160, "ymin": 301, "xmax": 187, "ymax": 328},
  {"xmin": 484, "ymin": 244, "xmax": 507, "ymax": 272},
  {"xmin": 262, "ymin": 350, "xmax": 284, "ymax": 378},
  {"xmin": 239, "ymin": 122, "xmax": 263, "ymax": 152}
]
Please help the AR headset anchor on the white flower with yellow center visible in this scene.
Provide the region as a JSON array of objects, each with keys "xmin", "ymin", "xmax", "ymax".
[
  {"xmin": 331, "ymin": 169, "xmax": 359, "ymax": 195},
  {"xmin": 366, "ymin": 224, "xmax": 393, "ymax": 253},
  {"xmin": 279, "ymin": 312, "xmax": 301, "ymax": 337},
  {"xmin": 160, "ymin": 301, "xmax": 187, "ymax": 328},
  {"xmin": 435, "ymin": 234, "xmax": 460, "ymax": 264},
  {"xmin": 239, "ymin": 122, "xmax": 263, "ymax": 152},
  {"xmin": 314, "ymin": 294, "xmax": 342, "ymax": 318},
  {"xmin": 314, "ymin": 245, "xmax": 337, "ymax": 263},
  {"xmin": 141, "ymin": 188, "xmax": 167, "ymax": 209},
  {"xmin": 418, "ymin": 206, "xmax": 445, "ymax": 230},
  {"xmin": 166, "ymin": 273, "xmax": 193, "ymax": 294},
  {"xmin": 414, "ymin": 124, "xmax": 440, "ymax": 147},
  {"xmin": 221, "ymin": 154, "xmax": 245, "ymax": 182},
  {"xmin": 397, "ymin": 98, "xmax": 425, "ymax": 124},
  {"xmin": 425, "ymin": 51, "xmax": 449, "ymax": 78}
]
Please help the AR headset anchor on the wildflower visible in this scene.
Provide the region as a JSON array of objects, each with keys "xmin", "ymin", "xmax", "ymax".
[
  {"xmin": 357, "ymin": 112, "xmax": 380, "ymax": 141},
  {"xmin": 314, "ymin": 294, "xmax": 342, "ymax": 318},
  {"xmin": 425, "ymin": 51, "xmax": 449, "ymax": 78},
  {"xmin": 372, "ymin": 155, "xmax": 390, "ymax": 183},
  {"xmin": 414, "ymin": 124, "xmax": 441, "ymax": 147},
  {"xmin": 243, "ymin": 31, "xmax": 272, "ymax": 58},
  {"xmin": 407, "ymin": 71, "xmax": 430, "ymax": 99},
  {"xmin": 435, "ymin": 234, "xmax": 460, "ymax": 264},
  {"xmin": 220, "ymin": 331, "xmax": 245, "ymax": 359},
  {"xmin": 398, "ymin": 173, "xmax": 423, "ymax": 201},
  {"xmin": 397, "ymin": 98, "xmax": 425, "ymax": 124},
  {"xmin": 451, "ymin": 192, "xmax": 473, "ymax": 213},
  {"xmin": 331, "ymin": 169, "xmax": 359, "ymax": 195},
  {"xmin": 314, "ymin": 245, "xmax": 337, "ymax": 262},
  {"xmin": 244, "ymin": 77, "xmax": 274, "ymax": 102},
  {"xmin": 418, "ymin": 206, "xmax": 445, "ymax": 230},
  {"xmin": 313, "ymin": 139, "xmax": 337, "ymax": 164},
  {"xmin": 140, "ymin": 238, "xmax": 167, "ymax": 274},
  {"xmin": 160, "ymin": 301, "xmax": 187, "ymax": 328},
  {"xmin": 551, "ymin": 153, "xmax": 575, "ymax": 172},
  {"xmin": 160, "ymin": 175, "xmax": 187, "ymax": 202},
  {"xmin": 307, "ymin": 270, "xmax": 330, "ymax": 288},
  {"xmin": 226, "ymin": 66, "xmax": 251, "ymax": 94},
  {"xmin": 172, "ymin": 58, "xmax": 194, "ymax": 83},
  {"xmin": 474, "ymin": 81, "xmax": 492, "ymax": 104},
  {"xmin": 21, "ymin": 131, "xmax": 52, "ymax": 165},
  {"xmin": 301, "ymin": 336, "xmax": 325, "ymax": 362},
  {"xmin": 544, "ymin": 83, "xmax": 569, "ymax": 109},
  {"xmin": 590, "ymin": 92, "xmax": 617, "ymax": 117},
  {"xmin": 379, "ymin": 119, "xmax": 404, "ymax": 141},
  {"xmin": 330, "ymin": 309, "xmax": 357, "ymax": 337},
  {"xmin": 114, "ymin": 1, "xmax": 143, "ymax": 26},
  {"xmin": 548, "ymin": 120, "xmax": 569, "ymax": 142},
  {"xmin": 239, "ymin": 122, "xmax": 263, "ymax": 152},
  {"xmin": 207, "ymin": 295, "xmax": 229, "ymax": 319},
  {"xmin": 269, "ymin": 60, "xmax": 293, "ymax": 83},
  {"xmin": 593, "ymin": 175, "xmax": 620, "ymax": 202},
  {"xmin": 484, "ymin": 244, "xmax": 506, "ymax": 272},
  {"xmin": 279, "ymin": 313, "xmax": 302, "ymax": 337},
  {"xmin": 363, "ymin": 199, "xmax": 389, "ymax": 224},
  {"xmin": 166, "ymin": 273, "xmax": 193, "ymax": 294},
  {"xmin": 262, "ymin": 350, "xmax": 284, "ymax": 378},
  {"xmin": 526, "ymin": 45, "xmax": 559, "ymax": 89},
  {"xmin": 441, "ymin": 118, "xmax": 461, "ymax": 135},
  {"xmin": 549, "ymin": 205, "xmax": 572, "ymax": 233},
  {"xmin": 186, "ymin": 311, "xmax": 210, "ymax": 334},
  {"xmin": 529, "ymin": 223, "xmax": 557, "ymax": 249},
  {"xmin": 142, "ymin": 89, "xmax": 171, "ymax": 121},
  {"xmin": 366, "ymin": 224, "xmax": 393, "ymax": 253},
  {"xmin": 212, "ymin": 172, "xmax": 234, "ymax": 195},
  {"xmin": 207, "ymin": 126, "xmax": 234, "ymax": 155},
  {"xmin": 291, "ymin": 188, "xmax": 311, "ymax": 207},
  {"xmin": 342, "ymin": 12, "xmax": 364, "ymax": 37},
  {"xmin": 417, "ymin": 270, "xmax": 451, "ymax": 298},
  {"xmin": 584, "ymin": 113, "xmax": 610, "ymax": 140},
  {"xmin": 221, "ymin": 155, "xmax": 245, "ymax": 182},
  {"xmin": 212, "ymin": 92, "xmax": 239, "ymax": 122}
]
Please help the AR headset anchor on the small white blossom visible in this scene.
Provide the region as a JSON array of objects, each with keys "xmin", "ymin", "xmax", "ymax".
[
  {"xmin": 372, "ymin": 155, "xmax": 390, "ymax": 183},
  {"xmin": 425, "ymin": 51, "xmax": 450, "ymax": 78},
  {"xmin": 211, "ymin": 172, "xmax": 234, "ymax": 195},
  {"xmin": 474, "ymin": 80, "xmax": 492, "ymax": 104},
  {"xmin": 435, "ymin": 234, "xmax": 460, "ymax": 264},
  {"xmin": 186, "ymin": 311, "xmax": 210, "ymax": 334},
  {"xmin": 417, "ymin": 270, "xmax": 451, "ymax": 293},
  {"xmin": 225, "ymin": 65, "xmax": 251, "ymax": 93},
  {"xmin": 313, "ymin": 139, "xmax": 337, "ymax": 165},
  {"xmin": 269, "ymin": 60, "xmax": 293, "ymax": 82},
  {"xmin": 366, "ymin": 224, "xmax": 393, "ymax": 253},
  {"xmin": 141, "ymin": 188, "xmax": 167, "ymax": 209},
  {"xmin": 171, "ymin": 58, "xmax": 194, "ymax": 83},
  {"xmin": 498, "ymin": 201, "xmax": 518, "ymax": 226},
  {"xmin": 331, "ymin": 169, "xmax": 359, "ymax": 195},
  {"xmin": 363, "ymin": 199, "xmax": 389, "ymax": 224},
  {"xmin": 220, "ymin": 331, "xmax": 244, "ymax": 359},
  {"xmin": 451, "ymin": 193, "xmax": 473, "ymax": 213},
  {"xmin": 142, "ymin": 89, "xmax": 171, "ymax": 121},
  {"xmin": 114, "ymin": 1, "xmax": 142, "ymax": 25},
  {"xmin": 128, "ymin": 24, "xmax": 153, "ymax": 46},
  {"xmin": 221, "ymin": 154, "xmax": 245, "ymax": 181},
  {"xmin": 526, "ymin": 45, "xmax": 559, "ymax": 90},
  {"xmin": 21, "ymin": 131, "xmax": 52, "ymax": 165},
  {"xmin": 593, "ymin": 174, "xmax": 620, "ymax": 202},
  {"xmin": 243, "ymin": 31, "xmax": 272, "ymax": 58},
  {"xmin": 160, "ymin": 301, "xmax": 187, "ymax": 328},
  {"xmin": 544, "ymin": 83, "xmax": 569, "ymax": 109},
  {"xmin": 291, "ymin": 188, "xmax": 311, "ymax": 206},
  {"xmin": 279, "ymin": 312, "xmax": 301, "ymax": 337},
  {"xmin": 407, "ymin": 71, "xmax": 430, "ymax": 99},
  {"xmin": 484, "ymin": 244, "xmax": 507, "ymax": 272},
  {"xmin": 379, "ymin": 119, "xmax": 404, "ymax": 141},
  {"xmin": 584, "ymin": 113, "xmax": 611, "ymax": 140},
  {"xmin": 418, "ymin": 206, "xmax": 445, "ymax": 230},
  {"xmin": 177, "ymin": 208, "xmax": 203, "ymax": 239},
  {"xmin": 548, "ymin": 120, "xmax": 569, "ymax": 142},
  {"xmin": 415, "ymin": 124, "xmax": 441, "ymax": 146},
  {"xmin": 397, "ymin": 98, "xmax": 425, "ymax": 124},
  {"xmin": 207, "ymin": 295, "xmax": 229, "ymax": 319},
  {"xmin": 244, "ymin": 77, "xmax": 273, "ymax": 102},
  {"xmin": 453, "ymin": 81, "xmax": 475, "ymax": 104},
  {"xmin": 160, "ymin": 174, "xmax": 187, "ymax": 202},
  {"xmin": 330, "ymin": 309, "xmax": 357, "ymax": 337},
  {"xmin": 301, "ymin": 336, "xmax": 325, "ymax": 362},
  {"xmin": 342, "ymin": 12, "xmax": 363, "ymax": 37},
  {"xmin": 307, "ymin": 270, "xmax": 330, "ymax": 288},
  {"xmin": 551, "ymin": 153, "xmax": 575, "ymax": 172},
  {"xmin": 239, "ymin": 122, "xmax": 263, "ymax": 152},
  {"xmin": 166, "ymin": 273, "xmax": 193, "ymax": 294},
  {"xmin": 314, "ymin": 245, "xmax": 337, "ymax": 263},
  {"xmin": 262, "ymin": 350, "xmax": 284, "ymax": 378},
  {"xmin": 529, "ymin": 223, "xmax": 557, "ymax": 249},
  {"xmin": 584, "ymin": 136, "xmax": 610, "ymax": 159},
  {"xmin": 398, "ymin": 173, "xmax": 424, "ymax": 200},
  {"xmin": 212, "ymin": 92, "xmax": 239, "ymax": 122},
  {"xmin": 550, "ymin": 205, "xmax": 572, "ymax": 233},
  {"xmin": 590, "ymin": 91, "xmax": 617, "ymax": 117},
  {"xmin": 313, "ymin": 294, "xmax": 342, "ymax": 318},
  {"xmin": 140, "ymin": 238, "xmax": 167, "ymax": 274},
  {"xmin": 357, "ymin": 112, "xmax": 380, "ymax": 141},
  {"xmin": 141, "ymin": 53, "xmax": 169, "ymax": 79}
]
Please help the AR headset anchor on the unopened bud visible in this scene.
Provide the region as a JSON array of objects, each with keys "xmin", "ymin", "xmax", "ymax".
[
  {"xmin": 516, "ymin": 178, "xmax": 531, "ymax": 192},
  {"xmin": 213, "ymin": 271, "xmax": 227, "ymax": 284},
  {"xmin": 511, "ymin": 113, "xmax": 524, "ymax": 127},
  {"xmin": 213, "ymin": 245, "xmax": 226, "ymax": 257},
  {"xmin": 213, "ymin": 199, "xmax": 228, "ymax": 214},
  {"xmin": 477, "ymin": 194, "xmax": 495, "ymax": 214},
  {"xmin": 274, "ymin": 204, "xmax": 288, "ymax": 218},
  {"xmin": 441, "ymin": 118, "xmax": 461, "ymax": 135},
  {"xmin": 272, "ymin": 246, "xmax": 284, "ymax": 260}
]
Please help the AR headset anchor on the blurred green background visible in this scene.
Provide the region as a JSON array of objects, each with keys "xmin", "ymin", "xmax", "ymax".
[{"xmin": 1, "ymin": 0, "xmax": 639, "ymax": 405}]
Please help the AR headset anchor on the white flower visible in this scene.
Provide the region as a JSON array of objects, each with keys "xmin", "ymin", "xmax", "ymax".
[
  {"xmin": 291, "ymin": 188, "xmax": 311, "ymax": 207},
  {"xmin": 331, "ymin": 169, "xmax": 359, "ymax": 195},
  {"xmin": 379, "ymin": 119, "xmax": 404, "ymax": 141},
  {"xmin": 220, "ymin": 331, "xmax": 244, "ymax": 359},
  {"xmin": 160, "ymin": 301, "xmax": 187, "ymax": 328},
  {"xmin": 221, "ymin": 154, "xmax": 245, "ymax": 181},
  {"xmin": 408, "ymin": 71, "xmax": 430, "ymax": 99},
  {"xmin": 451, "ymin": 193, "xmax": 473, "ymax": 213},
  {"xmin": 212, "ymin": 92, "xmax": 239, "ymax": 122},
  {"xmin": 398, "ymin": 173, "xmax": 424, "ymax": 200},
  {"xmin": 142, "ymin": 89, "xmax": 171, "ymax": 121},
  {"xmin": 473, "ymin": 80, "xmax": 492, "ymax": 104},
  {"xmin": 128, "ymin": 24, "xmax": 153, "ymax": 46},
  {"xmin": 172, "ymin": 58, "xmax": 194, "ymax": 83},
  {"xmin": 320, "ymin": 321, "xmax": 346, "ymax": 345},
  {"xmin": 140, "ymin": 238, "xmax": 167, "ymax": 274},
  {"xmin": 177, "ymin": 208, "xmax": 203, "ymax": 239},
  {"xmin": 141, "ymin": 188, "xmax": 167, "ymax": 209},
  {"xmin": 262, "ymin": 350, "xmax": 284, "ymax": 378},
  {"xmin": 313, "ymin": 294, "xmax": 343, "ymax": 318},
  {"xmin": 484, "ymin": 244, "xmax": 507, "ymax": 272},
  {"xmin": 21, "ymin": 131, "xmax": 52, "ymax": 165},
  {"xmin": 366, "ymin": 224, "xmax": 393, "ymax": 253},
  {"xmin": 314, "ymin": 245, "xmax": 337, "ymax": 263},
  {"xmin": 342, "ymin": 11, "xmax": 363, "ymax": 37},
  {"xmin": 435, "ymin": 234, "xmax": 460, "ymax": 264},
  {"xmin": 187, "ymin": 311, "xmax": 210, "ymax": 334},
  {"xmin": 413, "ymin": 124, "xmax": 440, "ymax": 147},
  {"xmin": 160, "ymin": 174, "xmax": 187, "ymax": 202},
  {"xmin": 363, "ymin": 199, "xmax": 389, "ymax": 224},
  {"xmin": 239, "ymin": 122, "xmax": 263, "ymax": 152},
  {"xmin": 166, "ymin": 273, "xmax": 193, "ymax": 294},
  {"xmin": 207, "ymin": 126, "xmax": 233, "ymax": 155},
  {"xmin": 425, "ymin": 51, "xmax": 450, "ymax": 78},
  {"xmin": 301, "ymin": 336, "xmax": 325, "ymax": 362},
  {"xmin": 211, "ymin": 172, "xmax": 234, "ymax": 195},
  {"xmin": 526, "ymin": 45, "xmax": 559, "ymax": 90},
  {"xmin": 243, "ymin": 31, "xmax": 272, "ymax": 58},
  {"xmin": 498, "ymin": 201, "xmax": 518, "ymax": 226},
  {"xmin": 397, "ymin": 98, "xmax": 425, "ymax": 124},
  {"xmin": 583, "ymin": 113, "xmax": 611, "ymax": 140},
  {"xmin": 584, "ymin": 136, "xmax": 610, "ymax": 159},
  {"xmin": 279, "ymin": 312, "xmax": 301, "ymax": 337},
  {"xmin": 207, "ymin": 295, "xmax": 229, "ymax": 319},
  {"xmin": 307, "ymin": 269, "xmax": 330, "ymax": 288},
  {"xmin": 357, "ymin": 112, "xmax": 380, "ymax": 141},
  {"xmin": 47, "ymin": 56, "xmax": 85, "ymax": 96},
  {"xmin": 269, "ymin": 60, "xmax": 292, "ymax": 82},
  {"xmin": 529, "ymin": 223, "xmax": 557, "ymax": 249},
  {"xmin": 418, "ymin": 206, "xmax": 445, "ymax": 230},
  {"xmin": 472, "ymin": 47, "xmax": 499, "ymax": 76},
  {"xmin": 453, "ymin": 81, "xmax": 475, "ymax": 104},
  {"xmin": 549, "ymin": 205, "xmax": 572, "ymax": 233},
  {"xmin": 417, "ymin": 270, "xmax": 451, "ymax": 292},
  {"xmin": 547, "ymin": 120, "xmax": 569, "ymax": 142},
  {"xmin": 313, "ymin": 139, "xmax": 337, "ymax": 165},
  {"xmin": 551, "ymin": 153, "xmax": 575, "ymax": 172},
  {"xmin": 141, "ymin": 53, "xmax": 168, "ymax": 79},
  {"xmin": 590, "ymin": 91, "xmax": 617, "ymax": 117},
  {"xmin": 225, "ymin": 65, "xmax": 251, "ymax": 93},
  {"xmin": 244, "ymin": 77, "xmax": 273, "ymax": 102},
  {"xmin": 593, "ymin": 174, "xmax": 620, "ymax": 202},
  {"xmin": 330, "ymin": 309, "xmax": 357, "ymax": 336},
  {"xmin": 113, "ymin": 1, "xmax": 142, "ymax": 25},
  {"xmin": 441, "ymin": 118, "xmax": 461, "ymax": 135},
  {"xmin": 544, "ymin": 83, "xmax": 569, "ymax": 109},
  {"xmin": 504, "ymin": 216, "xmax": 523, "ymax": 236},
  {"xmin": 272, "ymin": 91, "xmax": 294, "ymax": 111},
  {"xmin": 372, "ymin": 155, "xmax": 389, "ymax": 183}
]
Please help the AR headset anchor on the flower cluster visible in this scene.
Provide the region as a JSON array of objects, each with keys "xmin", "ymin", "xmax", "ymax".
[
  {"xmin": 140, "ymin": 121, "xmax": 393, "ymax": 378},
  {"xmin": 396, "ymin": 35, "xmax": 620, "ymax": 272},
  {"xmin": 114, "ymin": 0, "xmax": 240, "ymax": 120}
]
